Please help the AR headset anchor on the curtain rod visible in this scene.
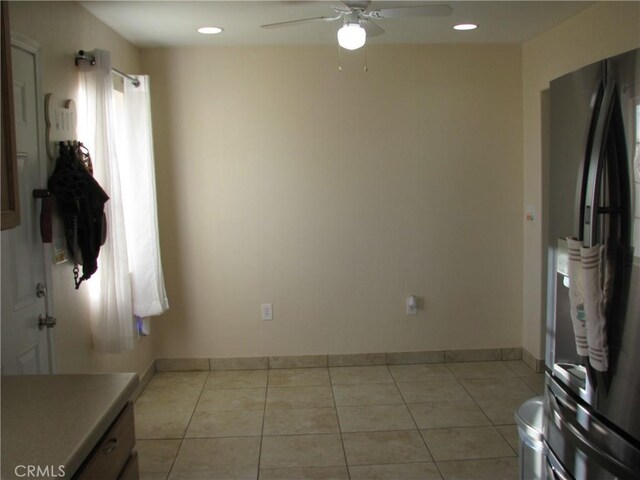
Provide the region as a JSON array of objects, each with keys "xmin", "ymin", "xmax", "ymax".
[{"xmin": 75, "ymin": 50, "xmax": 141, "ymax": 88}]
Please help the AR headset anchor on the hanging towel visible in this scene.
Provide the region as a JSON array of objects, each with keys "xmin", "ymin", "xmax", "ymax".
[
  {"xmin": 566, "ymin": 238, "xmax": 589, "ymax": 356},
  {"xmin": 581, "ymin": 244, "xmax": 612, "ymax": 372}
]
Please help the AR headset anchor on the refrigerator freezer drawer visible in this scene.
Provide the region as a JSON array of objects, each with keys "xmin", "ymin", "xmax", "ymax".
[{"xmin": 545, "ymin": 377, "xmax": 640, "ymax": 479}]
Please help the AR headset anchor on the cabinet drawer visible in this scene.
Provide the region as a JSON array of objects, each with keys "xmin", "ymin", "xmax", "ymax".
[
  {"xmin": 74, "ymin": 402, "xmax": 135, "ymax": 480},
  {"xmin": 118, "ymin": 450, "xmax": 138, "ymax": 480}
]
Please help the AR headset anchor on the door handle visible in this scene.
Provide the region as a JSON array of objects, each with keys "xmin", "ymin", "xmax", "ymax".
[
  {"xmin": 582, "ymin": 79, "xmax": 616, "ymax": 246},
  {"xmin": 575, "ymin": 77, "xmax": 605, "ymax": 240},
  {"xmin": 32, "ymin": 189, "xmax": 52, "ymax": 243},
  {"xmin": 38, "ymin": 314, "xmax": 57, "ymax": 330}
]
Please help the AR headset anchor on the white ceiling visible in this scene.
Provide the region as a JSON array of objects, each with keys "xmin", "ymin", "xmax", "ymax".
[{"xmin": 81, "ymin": 1, "xmax": 594, "ymax": 48}]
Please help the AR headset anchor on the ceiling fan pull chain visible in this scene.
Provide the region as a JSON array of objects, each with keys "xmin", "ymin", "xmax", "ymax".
[
  {"xmin": 364, "ymin": 43, "xmax": 368, "ymax": 73},
  {"xmin": 337, "ymin": 43, "xmax": 342, "ymax": 72}
]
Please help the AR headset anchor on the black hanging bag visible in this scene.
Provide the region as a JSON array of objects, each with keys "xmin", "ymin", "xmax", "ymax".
[{"xmin": 48, "ymin": 142, "xmax": 109, "ymax": 288}]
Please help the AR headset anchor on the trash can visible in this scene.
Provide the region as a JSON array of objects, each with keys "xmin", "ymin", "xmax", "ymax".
[{"xmin": 514, "ymin": 396, "xmax": 546, "ymax": 480}]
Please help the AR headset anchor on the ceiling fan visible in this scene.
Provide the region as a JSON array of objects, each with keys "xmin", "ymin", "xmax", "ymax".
[{"xmin": 260, "ymin": 1, "xmax": 453, "ymax": 50}]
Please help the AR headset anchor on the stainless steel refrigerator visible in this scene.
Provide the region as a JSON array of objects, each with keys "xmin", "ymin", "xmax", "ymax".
[{"xmin": 545, "ymin": 48, "xmax": 640, "ymax": 479}]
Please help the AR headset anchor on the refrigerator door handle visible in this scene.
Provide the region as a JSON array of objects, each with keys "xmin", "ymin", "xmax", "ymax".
[
  {"xmin": 582, "ymin": 78, "xmax": 617, "ymax": 247},
  {"xmin": 548, "ymin": 384, "xmax": 640, "ymax": 478},
  {"xmin": 574, "ymin": 74, "xmax": 605, "ymax": 241}
]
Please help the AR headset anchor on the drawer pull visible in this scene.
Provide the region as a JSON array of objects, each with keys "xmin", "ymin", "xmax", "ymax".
[{"xmin": 101, "ymin": 438, "xmax": 118, "ymax": 454}]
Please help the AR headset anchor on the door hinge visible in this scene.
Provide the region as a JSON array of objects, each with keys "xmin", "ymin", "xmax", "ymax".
[
  {"xmin": 36, "ymin": 282, "xmax": 47, "ymax": 298},
  {"xmin": 38, "ymin": 314, "xmax": 57, "ymax": 330}
]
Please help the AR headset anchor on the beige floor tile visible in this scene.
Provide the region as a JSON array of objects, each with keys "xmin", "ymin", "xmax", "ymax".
[
  {"xmin": 408, "ymin": 401, "xmax": 490, "ymax": 429},
  {"xmin": 460, "ymin": 377, "xmax": 537, "ymax": 401},
  {"xmin": 137, "ymin": 439, "xmax": 181, "ymax": 474},
  {"xmin": 135, "ymin": 362, "xmax": 532, "ymax": 480},
  {"xmin": 266, "ymin": 386, "xmax": 334, "ymax": 409},
  {"xmin": 268, "ymin": 368, "xmax": 331, "ymax": 387},
  {"xmin": 140, "ymin": 473, "xmax": 169, "ymax": 480},
  {"xmin": 388, "ymin": 364, "xmax": 455, "ymax": 383},
  {"xmin": 196, "ymin": 387, "xmax": 266, "ymax": 412},
  {"xmin": 185, "ymin": 409, "xmax": 264, "ymax": 438},
  {"xmin": 474, "ymin": 394, "xmax": 532, "ymax": 425},
  {"xmin": 135, "ymin": 410, "xmax": 194, "ymax": 439},
  {"xmin": 169, "ymin": 437, "xmax": 260, "ymax": 480},
  {"xmin": 437, "ymin": 457, "xmax": 519, "ymax": 480},
  {"xmin": 519, "ymin": 374, "xmax": 545, "ymax": 395},
  {"xmin": 263, "ymin": 407, "xmax": 339, "ymax": 435},
  {"xmin": 421, "ymin": 426, "xmax": 516, "ymax": 461},
  {"xmin": 138, "ymin": 383, "xmax": 204, "ymax": 410},
  {"xmin": 329, "ymin": 366, "xmax": 394, "ymax": 385},
  {"xmin": 333, "ymin": 383, "xmax": 404, "ymax": 406},
  {"xmin": 138, "ymin": 383, "xmax": 203, "ymax": 401},
  {"xmin": 503, "ymin": 360, "xmax": 537, "ymax": 376},
  {"xmin": 135, "ymin": 395, "xmax": 199, "ymax": 415},
  {"xmin": 342, "ymin": 430, "xmax": 432, "ymax": 466},
  {"xmin": 496, "ymin": 425, "xmax": 520, "ymax": 453},
  {"xmin": 396, "ymin": 379, "xmax": 472, "ymax": 403},
  {"xmin": 260, "ymin": 434, "xmax": 346, "ymax": 469},
  {"xmin": 136, "ymin": 374, "xmax": 205, "ymax": 409},
  {"xmin": 349, "ymin": 462, "xmax": 442, "ymax": 480},
  {"xmin": 337, "ymin": 404, "xmax": 416, "ymax": 432},
  {"xmin": 259, "ymin": 466, "xmax": 349, "ymax": 480},
  {"xmin": 446, "ymin": 362, "xmax": 516, "ymax": 379},
  {"xmin": 206, "ymin": 370, "xmax": 268, "ymax": 389}
]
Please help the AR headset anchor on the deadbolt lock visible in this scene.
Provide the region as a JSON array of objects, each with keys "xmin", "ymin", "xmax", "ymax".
[{"xmin": 38, "ymin": 314, "xmax": 57, "ymax": 330}]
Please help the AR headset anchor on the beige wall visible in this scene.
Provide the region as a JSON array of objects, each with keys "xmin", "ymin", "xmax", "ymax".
[
  {"xmin": 143, "ymin": 44, "xmax": 524, "ymax": 358},
  {"xmin": 9, "ymin": 1, "xmax": 155, "ymax": 377},
  {"xmin": 16, "ymin": 1, "xmax": 629, "ymax": 366},
  {"xmin": 521, "ymin": 1, "xmax": 640, "ymax": 361}
]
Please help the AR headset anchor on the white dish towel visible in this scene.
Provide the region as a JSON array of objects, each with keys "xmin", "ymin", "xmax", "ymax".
[
  {"xmin": 566, "ymin": 238, "xmax": 589, "ymax": 356},
  {"xmin": 565, "ymin": 237, "xmax": 611, "ymax": 372},
  {"xmin": 581, "ymin": 244, "xmax": 611, "ymax": 372}
]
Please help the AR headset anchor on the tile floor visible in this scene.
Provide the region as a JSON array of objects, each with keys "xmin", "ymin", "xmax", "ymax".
[{"xmin": 134, "ymin": 360, "xmax": 545, "ymax": 480}]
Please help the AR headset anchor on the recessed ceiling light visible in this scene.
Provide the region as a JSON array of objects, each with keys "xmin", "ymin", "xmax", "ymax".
[
  {"xmin": 197, "ymin": 26, "xmax": 223, "ymax": 35},
  {"xmin": 453, "ymin": 23, "xmax": 478, "ymax": 31}
]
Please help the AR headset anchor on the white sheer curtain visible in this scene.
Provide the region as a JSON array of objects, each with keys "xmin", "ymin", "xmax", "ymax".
[
  {"xmin": 118, "ymin": 76, "xmax": 169, "ymax": 318},
  {"xmin": 77, "ymin": 50, "xmax": 135, "ymax": 353},
  {"xmin": 77, "ymin": 50, "xmax": 168, "ymax": 353}
]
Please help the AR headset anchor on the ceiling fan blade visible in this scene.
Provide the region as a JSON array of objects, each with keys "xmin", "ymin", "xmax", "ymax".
[
  {"xmin": 261, "ymin": 15, "xmax": 342, "ymax": 29},
  {"xmin": 361, "ymin": 19, "xmax": 385, "ymax": 37},
  {"xmin": 367, "ymin": 4, "xmax": 453, "ymax": 19}
]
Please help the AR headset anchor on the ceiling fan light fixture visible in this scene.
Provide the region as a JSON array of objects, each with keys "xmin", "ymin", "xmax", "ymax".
[
  {"xmin": 453, "ymin": 23, "xmax": 478, "ymax": 31},
  {"xmin": 337, "ymin": 23, "xmax": 366, "ymax": 50},
  {"xmin": 197, "ymin": 26, "xmax": 223, "ymax": 35}
]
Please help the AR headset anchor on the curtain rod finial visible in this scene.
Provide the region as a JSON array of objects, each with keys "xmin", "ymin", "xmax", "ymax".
[{"xmin": 75, "ymin": 50, "xmax": 95, "ymax": 67}]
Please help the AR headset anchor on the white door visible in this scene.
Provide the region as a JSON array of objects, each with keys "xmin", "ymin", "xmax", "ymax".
[{"xmin": 1, "ymin": 34, "xmax": 53, "ymax": 375}]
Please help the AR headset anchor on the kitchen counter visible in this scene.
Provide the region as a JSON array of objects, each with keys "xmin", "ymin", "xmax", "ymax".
[{"xmin": 1, "ymin": 373, "xmax": 138, "ymax": 480}]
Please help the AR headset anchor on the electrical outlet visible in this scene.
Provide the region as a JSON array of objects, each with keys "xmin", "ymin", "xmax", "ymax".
[
  {"xmin": 406, "ymin": 295, "xmax": 418, "ymax": 315},
  {"xmin": 262, "ymin": 303, "xmax": 273, "ymax": 321}
]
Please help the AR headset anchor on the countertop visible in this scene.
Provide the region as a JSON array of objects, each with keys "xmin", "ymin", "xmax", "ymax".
[{"xmin": 1, "ymin": 373, "xmax": 138, "ymax": 480}]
